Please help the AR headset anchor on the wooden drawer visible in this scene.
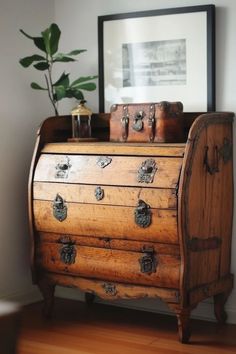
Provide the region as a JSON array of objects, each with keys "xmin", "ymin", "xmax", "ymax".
[
  {"xmin": 36, "ymin": 242, "xmax": 180, "ymax": 288},
  {"xmin": 34, "ymin": 154, "xmax": 182, "ymax": 189},
  {"xmin": 33, "ymin": 182, "xmax": 177, "ymax": 209},
  {"xmin": 33, "ymin": 200, "xmax": 178, "ymax": 243}
]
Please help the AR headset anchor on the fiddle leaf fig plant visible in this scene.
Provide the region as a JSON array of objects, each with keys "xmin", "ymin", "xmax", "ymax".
[{"xmin": 19, "ymin": 23, "xmax": 97, "ymax": 115}]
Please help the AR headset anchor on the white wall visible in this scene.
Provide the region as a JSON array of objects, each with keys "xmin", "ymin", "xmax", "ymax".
[
  {"xmin": 55, "ymin": 0, "xmax": 236, "ymax": 323},
  {"xmin": 0, "ymin": 0, "xmax": 54, "ymax": 303}
]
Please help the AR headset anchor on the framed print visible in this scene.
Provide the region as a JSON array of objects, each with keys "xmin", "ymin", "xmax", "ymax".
[{"xmin": 98, "ymin": 5, "xmax": 215, "ymax": 113}]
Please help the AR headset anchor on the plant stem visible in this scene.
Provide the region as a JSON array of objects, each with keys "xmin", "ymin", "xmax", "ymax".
[{"xmin": 45, "ymin": 57, "xmax": 59, "ymax": 115}]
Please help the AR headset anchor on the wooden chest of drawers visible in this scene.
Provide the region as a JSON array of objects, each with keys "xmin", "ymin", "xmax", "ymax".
[{"xmin": 29, "ymin": 112, "xmax": 234, "ymax": 343}]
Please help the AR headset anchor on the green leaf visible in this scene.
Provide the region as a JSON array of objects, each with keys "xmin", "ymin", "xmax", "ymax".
[
  {"xmin": 33, "ymin": 62, "xmax": 49, "ymax": 71},
  {"xmin": 66, "ymin": 88, "xmax": 84, "ymax": 100},
  {"xmin": 53, "ymin": 54, "xmax": 76, "ymax": 63},
  {"xmin": 71, "ymin": 75, "xmax": 98, "ymax": 87},
  {"xmin": 31, "ymin": 82, "xmax": 47, "ymax": 90},
  {"xmin": 67, "ymin": 49, "xmax": 87, "ymax": 56},
  {"xmin": 53, "ymin": 72, "xmax": 70, "ymax": 88},
  {"xmin": 19, "ymin": 55, "xmax": 46, "ymax": 68},
  {"xmin": 49, "ymin": 23, "xmax": 61, "ymax": 55},
  {"xmin": 41, "ymin": 27, "xmax": 51, "ymax": 55},
  {"xmin": 55, "ymin": 85, "xmax": 66, "ymax": 101},
  {"xmin": 73, "ymin": 82, "xmax": 97, "ymax": 91},
  {"xmin": 19, "ymin": 29, "xmax": 46, "ymax": 53}
]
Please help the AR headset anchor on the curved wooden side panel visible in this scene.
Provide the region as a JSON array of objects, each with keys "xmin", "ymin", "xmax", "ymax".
[{"xmin": 178, "ymin": 112, "xmax": 234, "ymax": 306}]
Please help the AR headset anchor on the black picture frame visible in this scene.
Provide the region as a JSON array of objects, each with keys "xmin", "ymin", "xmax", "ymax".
[{"xmin": 98, "ymin": 5, "xmax": 215, "ymax": 113}]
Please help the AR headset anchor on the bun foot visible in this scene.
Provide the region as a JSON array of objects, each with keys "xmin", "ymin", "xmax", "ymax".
[{"xmin": 85, "ymin": 292, "xmax": 95, "ymax": 306}]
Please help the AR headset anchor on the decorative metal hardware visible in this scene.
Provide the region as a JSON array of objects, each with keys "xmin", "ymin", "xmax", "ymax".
[
  {"xmin": 188, "ymin": 237, "xmax": 222, "ymax": 252},
  {"xmin": 218, "ymin": 137, "xmax": 232, "ymax": 163},
  {"xmin": 132, "ymin": 110, "xmax": 145, "ymax": 131},
  {"xmin": 137, "ymin": 159, "xmax": 157, "ymax": 183},
  {"xmin": 95, "ymin": 186, "xmax": 104, "ymax": 201},
  {"xmin": 148, "ymin": 104, "xmax": 155, "ymax": 142},
  {"xmin": 204, "ymin": 145, "xmax": 219, "ymax": 175},
  {"xmin": 53, "ymin": 194, "xmax": 67, "ymax": 222},
  {"xmin": 134, "ymin": 200, "xmax": 152, "ymax": 228},
  {"xmin": 55, "ymin": 156, "xmax": 71, "ymax": 178},
  {"xmin": 59, "ymin": 242, "xmax": 76, "ymax": 265},
  {"xmin": 121, "ymin": 105, "xmax": 129, "ymax": 140},
  {"xmin": 102, "ymin": 283, "xmax": 117, "ymax": 296},
  {"xmin": 96, "ymin": 156, "xmax": 112, "ymax": 168},
  {"xmin": 139, "ymin": 246, "xmax": 157, "ymax": 274}
]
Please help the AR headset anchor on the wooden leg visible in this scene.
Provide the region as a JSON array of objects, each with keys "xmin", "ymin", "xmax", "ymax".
[
  {"xmin": 85, "ymin": 292, "xmax": 95, "ymax": 306},
  {"xmin": 38, "ymin": 278, "xmax": 55, "ymax": 318},
  {"xmin": 176, "ymin": 309, "xmax": 191, "ymax": 344},
  {"xmin": 167, "ymin": 304, "xmax": 192, "ymax": 343},
  {"xmin": 214, "ymin": 291, "xmax": 230, "ymax": 324}
]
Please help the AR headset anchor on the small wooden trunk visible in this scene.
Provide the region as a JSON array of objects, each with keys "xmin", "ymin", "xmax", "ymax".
[
  {"xmin": 110, "ymin": 101, "xmax": 184, "ymax": 143},
  {"xmin": 29, "ymin": 111, "xmax": 234, "ymax": 343}
]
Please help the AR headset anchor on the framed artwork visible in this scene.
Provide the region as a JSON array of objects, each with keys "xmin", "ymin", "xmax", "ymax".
[{"xmin": 98, "ymin": 5, "xmax": 215, "ymax": 113}]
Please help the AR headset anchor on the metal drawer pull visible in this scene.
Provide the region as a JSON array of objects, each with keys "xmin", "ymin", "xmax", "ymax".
[
  {"xmin": 59, "ymin": 242, "xmax": 76, "ymax": 265},
  {"xmin": 102, "ymin": 283, "xmax": 117, "ymax": 296},
  {"xmin": 139, "ymin": 246, "xmax": 157, "ymax": 274},
  {"xmin": 55, "ymin": 156, "xmax": 71, "ymax": 178},
  {"xmin": 134, "ymin": 200, "xmax": 152, "ymax": 228},
  {"xmin": 53, "ymin": 194, "xmax": 67, "ymax": 222},
  {"xmin": 137, "ymin": 159, "xmax": 157, "ymax": 183},
  {"xmin": 96, "ymin": 156, "xmax": 112, "ymax": 168},
  {"xmin": 95, "ymin": 186, "xmax": 104, "ymax": 201}
]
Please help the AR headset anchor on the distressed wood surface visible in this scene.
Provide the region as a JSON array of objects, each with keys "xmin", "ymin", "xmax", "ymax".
[
  {"xmin": 36, "ymin": 243, "xmax": 180, "ymax": 288},
  {"xmin": 41, "ymin": 141, "xmax": 186, "ymax": 156},
  {"xmin": 33, "ymin": 182, "xmax": 177, "ymax": 209},
  {"xmin": 33, "ymin": 200, "xmax": 178, "ymax": 243},
  {"xmin": 38, "ymin": 232, "xmax": 180, "ymax": 256},
  {"xmin": 34, "ymin": 154, "xmax": 183, "ymax": 189}
]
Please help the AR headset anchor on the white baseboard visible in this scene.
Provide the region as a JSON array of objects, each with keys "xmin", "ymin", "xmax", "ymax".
[
  {"xmin": 56, "ymin": 287, "xmax": 236, "ymax": 324},
  {"xmin": 0, "ymin": 286, "xmax": 41, "ymax": 306}
]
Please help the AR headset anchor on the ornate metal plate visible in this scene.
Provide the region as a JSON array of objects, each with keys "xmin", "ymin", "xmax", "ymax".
[
  {"xmin": 137, "ymin": 159, "xmax": 157, "ymax": 183},
  {"xmin": 132, "ymin": 111, "xmax": 145, "ymax": 132},
  {"xmin": 96, "ymin": 156, "xmax": 112, "ymax": 168},
  {"xmin": 102, "ymin": 283, "xmax": 117, "ymax": 296},
  {"xmin": 139, "ymin": 246, "xmax": 157, "ymax": 274},
  {"xmin": 134, "ymin": 200, "xmax": 152, "ymax": 228},
  {"xmin": 60, "ymin": 243, "xmax": 76, "ymax": 265},
  {"xmin": 55, "ymin": 156, "xmax": 71, "ymax": 179},
  {"xmin": 94, "ymin": 186, "xmax": 104, "ymax": 201},
  {"xmin": 53, "ymin": 194, "xmax": 67, "ymax": 222}
]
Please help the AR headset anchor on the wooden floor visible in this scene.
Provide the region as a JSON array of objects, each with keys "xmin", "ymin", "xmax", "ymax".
[{"xmin": 17, "ymin": 298, "xmax": 236, "ymax": 354}]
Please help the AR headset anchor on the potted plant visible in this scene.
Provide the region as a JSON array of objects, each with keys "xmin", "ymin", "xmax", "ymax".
[{"xmin": 19, "ymin": 23, "xmax": 97, "ymax": 115}]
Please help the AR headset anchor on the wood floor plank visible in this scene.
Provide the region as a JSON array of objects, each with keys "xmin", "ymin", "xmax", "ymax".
[{"xmin": 17, "ymin": 298, "xmax": 236, "ymax": 354}]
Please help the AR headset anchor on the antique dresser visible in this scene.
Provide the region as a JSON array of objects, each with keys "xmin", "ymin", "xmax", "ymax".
[{"xmin": 28, "ymin": 112, "xmax": 234, "ymax": 343}]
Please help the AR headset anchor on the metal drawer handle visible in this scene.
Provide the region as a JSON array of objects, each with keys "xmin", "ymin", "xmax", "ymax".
[
  {"xmin": 137, "ymin": 159, "xmax": 157, "ymax": 183},
  {"xmin": 134, "ymin": 200, "xmax": 152, "ymax": 228},
  {"xmin": 102, "ymin": 283, "xmax": 117, "ymax": 296},
  {"xmin": 55, "ymin": 156, "xmax": 71, "ymax": 178},
  {"xmin": 139, "ymin": 246, "xmax": 157, "ymax": 274},
  {"xmin": 53, "ymin": 194, "xmax": 67, "ymax": 222},
  {"xmin": 59, "ymin": 243, "xmax": 76, "ymax": 265},
  {"xmin": 95, "ymin": 186, "xmax": 104, "ymax": 201}
]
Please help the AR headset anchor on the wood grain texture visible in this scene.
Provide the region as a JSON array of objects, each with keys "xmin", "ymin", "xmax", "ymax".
[
  {"xmin": 18, "ymin": 298, "xmax": 236, "ymax": 354},
  {"xmin": 42, "ymin": 273, "xmax": 179, "ymax": 302},
  {"xmin": 38, "ymin": 232, "xmax": 180, "ymax": 256},
  {"xmin": 36, "ymin": 243, "xmax": 180, "ymax": 288},
  {"xmin": 33, "ymin": 182, "xmax": 177, "ymax": 209},
  {"xmin": 41, "ymin": 141, "xmax": 186, "ymax": 156},
  {"xmin": 33, "ymin": 200, "xmax": 178, "ymax": 243},
  {"xmin": 34, "ymin": 154, "xmax": 183, "ymax": 189}
]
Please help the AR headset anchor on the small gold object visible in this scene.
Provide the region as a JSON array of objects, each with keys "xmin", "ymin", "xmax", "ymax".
[{"xmin": 70, "ymin": 100, "xmax": 94, "ymax": 141}]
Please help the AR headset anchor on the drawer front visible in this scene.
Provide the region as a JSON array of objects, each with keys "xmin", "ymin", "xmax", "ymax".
[
  {"xmin": 33, "ymin": 182, "xmax": 177, "ymax": 209},
  {"xmin": 34, "ymin": 154, "xmax": 182, "ymax": 189},
  {"xmin": 36, "ymin": 242, "xmax": 180, "ymax": 288},
  {"xmin": 34, "ymin": 200, "xmax": 178, "ymax": 243}
]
